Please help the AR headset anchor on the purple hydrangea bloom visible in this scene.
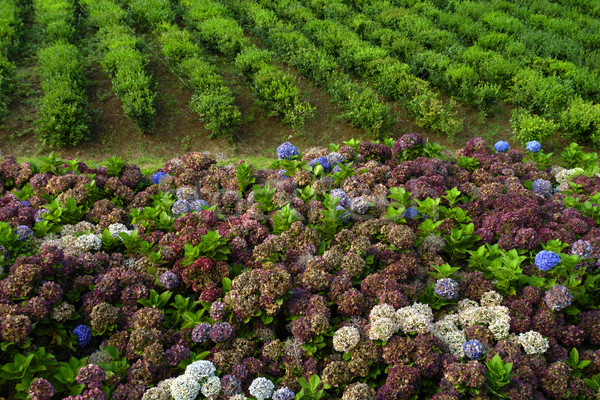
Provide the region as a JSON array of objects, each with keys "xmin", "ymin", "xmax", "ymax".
[
  {"xmin": 435, "ymin": 278, "xmax": 459, "ymax": 300},
  {"xmin": 76, "ymin": 364, "xmax": 105, "ymax": 388},
  {"xmin": 326, "ymin": 152, "xmax": 345, "ymax": 166},
  {"xmin": 73, "ymin": 325, "xmax": 92, "ymax": 347},
  {"xmin": 526, "ymin": 141, "xmax": 541, "ymax": 153},
  {"xmin": 463, "ymin": 339, "xmax": 485, "ymax": 360},
  {"xmin": 494, "ymin": 141, "xmax": 509, "ymax": 152},
  {"xmin": 309, "ymin": 156, "xmax": 331, "ymax": 172},
  {"xmin": 535, "ymin": 250, "xmax": 561, "ymax": 271},
  {"xmin": 221, "ymin": 374, "xmax": 242, "ymax": 396},
  {"xmin": 160, "ymin": 271, "xmax": 179, "ymax": 289},
  {"xmin": 332, "ymin": 165, "xmax": 342, "ymax": 174},
  {"xmin": 404, "ymin": 207, "xmax": 419, "ymax": 218},
  {"xmin": 571, "ymin": 240, "xmax": 593, "ymax": 259},
  {"xmin": 152, "ymin": 171, "xmax": 168, "ymax": 184},
  {"xmin": 15, "ymin": 225, "xmax": 34, "ymax": 241},
  {"xmin": 210, "ymin": 301, "xmax": 226, "ymax": 321},
  {"xmin": 190, "ymin": 199, "xmax": 210, "ymax": 212},
  {"xmin": 331, "ymin": 189, "xmax": 350, "ymax": 208},
  {"xmin": 192, "ymin": 323, "xmax": 211, "ymax": 343},
  {"xmin": 0, "ymin": 245, "xmax": 9, "ymax": 260},
  {"xmin": 273, "ymin": 387, "xmax": 295, "ymax": 400},
  {"xmin": 210, "ymin": 322, "xmax": 235, "ymax": 343},
  {"xmin": 532, "ymin": 179, "xmax": 552, "ymax": 197},
  {"xmin": 544, "ymin": 285, "xmax": 573, "ymax": 311},
  {"xmin": 277, "ymin": 142, "xmax": 299, "ymax": 160},
  {"xmin": 28, "ymin": 378, "xmax": 56, "ymax": 400},
  {"xmin": 171, "ymin": 199, "xmax": 192, "ymax": 215}
]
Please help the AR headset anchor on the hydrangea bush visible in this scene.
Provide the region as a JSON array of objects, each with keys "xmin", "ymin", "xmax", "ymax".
[{"xmin": 0, "ymin": 139, "xmax": 598, "ymax": 399}]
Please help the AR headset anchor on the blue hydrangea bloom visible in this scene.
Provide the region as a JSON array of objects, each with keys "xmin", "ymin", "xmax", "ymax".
[
  {"xmin": 463, "ymin": 339, "xmax": 485, "ymax": 360},
  {"xmin": 494, "ymin": 141, "xmax": 509, "ymax": 152},
  {"xmin": 273, "ymin": 387, "xmax": 296, "ymax": 400},
  {"xmin": 532, "ymin": 179, "xmax": 552, "ymax": 197},
  {"xmin": 435, "ymin": 278, "xmax": 459, "ymax": 300},
  {"xmin": 191, "ymin": 323, "xmax": 211, "ymax": 343},
  {"xmin": 526, "ymin": 141, "xmax": 541, "ymax": 153},
  {"xmin": 535, "ymin": 250, "xmax": 561, "ymax": 271},
  {"xmin": 15, "ymin": 225, "xmax": 34, "ymax": 241},
  {"xmin": 73, "ymin": 325, "xmax": 92, "ymax": 347},
  {"xmin": 0, "ymin": 245, "xmax": 9, "ymax": 261},
  {"xmin": 152, "ymin": 171, "xmax": 168, "ymax": 185},
  {"xmin": 404, "ymin": 207, "xmax": 419, "ymax": 218},
  {"xmin": 278, "ymin": 170, "xmax": 288, "ymax": 178},
  {"xmin": 277, "ymin": 142, "xmax": 299, "ymax": 160},
  {"xmin": 336, "ymin": 205, "xmax": 350, "ymax": 223},
  {"xmin": 331, "ymin": 189, "xmax": 350, "ymax": 208},
  {"xmin": 190, "ymin": 199, "xmax": 210, "ymax": 212},
  {"xmin": 332, "ymin": 165, "xmax": 342, "ymax": 174},
  {"xmin": 309, "ymin": 156, "xmax": 331, "ymax": 172},
  {"xmin": 326, "ymin": 152, "xmax": 345, "ymax": 166},
  {"xmin": 20, "ymin": 200, "xmax": 30, "ymax": 207}
]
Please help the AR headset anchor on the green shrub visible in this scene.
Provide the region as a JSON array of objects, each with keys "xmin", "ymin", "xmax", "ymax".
[
  {"xmin": 196, "ymin": 17, "xmax": 248, "ymax": 57},
  {"xmin": 0, "ymin": 56, "xmax": 14, "ymax": 119},
  {"xmin": 560, "ymin": 97, "xmax": 600, "ymax": 146},
  {"xmin": 510, "ymin": 108, "xmax": 556, "ymax": 144},
  {"xmin": 127, "ymin": 0, "xmax": 174, "ymax": 27},
  {"xmin": 33, "ymin": 0, "xmax": 75, "ymax": 42}
]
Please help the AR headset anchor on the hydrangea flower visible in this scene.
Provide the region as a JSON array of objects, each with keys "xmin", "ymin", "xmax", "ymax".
[
  {"xmin": 185, "ymin": 360, "xmax": 216, "ymax": 380},
  {"xmin": 327, "ymin": 152, "xmax": 345, "ymax": 166},
  {"xmin": 332, "ymin": 326, "xmax": 361, "ymax": 352},
  {"xmin": 368, "ymin": 317, "xmax": 398, "ymax": 341},
  {"xmin": 331, "ymin": 189, "xmax": 350, "ymax": 208},
  {"xmin": 210, "ymin": 322, "xmax": 235, "ymax": 343},
  {"xmin": 309, "ymin": 156, "xmax": 331, "ymax": 172},
  {"xmin": 160, "ymin": 271, "xmax": 179, "ymax": 290},
  {"xmin": 221, "ymin": 374, "xmax": 242, "ymax": 396},
  {"xmin": 190, "ymin": 199, "xmax": 210, "ymax": 212},
  {"xmin": 332, "ymin": 165, "xmax": 342, "ymax": 174},
  {"xmin": 21, "ymin": 200, "xmax": 30, "ymax": 207},
  {"xmin": 170, "ymin": 374, "xmax": 201, "ymax": 400},
  {"xmin": 172, "ymin": 199, "xmax": 192, "ymax": 215},
  {"xmin": 277, "ymin": 142, "xmax": 299, "ymax": 160},
  {"xmin": 350, "ymin": 197, "xmax": 369, "ymax": 214},
  {"xmin": 535, "ymin": 250, "xmax": 561, "ymax": 271},
  {"xmin": 191, "ymin": 323, "xmax": 211, "ymax": 343},
  {"xmin": 272, "ymin": 387, "xmax": 295, "ymax": 400},
  {"xmin": 571, "ymin": 240, "xmax": 593, "ymax": 259},
  {"xmin": 73, "ymin": 325, "xmax": 92, "ymax": 347},
  {"xmin": 15, "ymin": 225, "xmax": 34, "ymax": 241},
  {"xmin": 76, "ymin": 364, "xmax": 106, "ymax": 388},
  {"xmin": 336, "ymin": 205, "xmax": 350, "ymax": 223},
  {"xmin": 526, "ymin": 141, "xmax": 541, "ymax": 153},
  {"xmin": 200, "ymin": 376, "xmax": 221, "ymax": 397},
  {"xmin": 249, "ymin": 377, "xmax": 275, "ymax": 400},
  {"xmin": 544, "ymin": 285, "xmax": 573, "ymax": 311},
  {"xmin": 516, "ymin": 331, "xmax": 548, "ymax": 354},
  {"xmin": 462, "ymin": 339, "xmax": 485, "ymax": 360},
  {"xmin": 28, "ymin": 378, "xmax": 56, "ymax": 400},
  {"xmin": 152, "ymin": 171, "xmax": 168, "ymax": 184},
  {"xmin": 404, "ymin": 207, "xmax": 419, "ymax": 218},
  {"xmin": 494, "ymin": 141, "xmax": 509, "ymax": 152},
  {"xmin": 532, "ymin": 179, "xmax": 552, "ymax": 197},
  {"xmin": 434, "ymin": 278, "xmax": 459, "ymax": 301}
]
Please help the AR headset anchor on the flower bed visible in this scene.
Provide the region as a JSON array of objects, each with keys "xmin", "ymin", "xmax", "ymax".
[{"xmin": 0, "ymin": 137, "xmax": 600, "ymax": 400}]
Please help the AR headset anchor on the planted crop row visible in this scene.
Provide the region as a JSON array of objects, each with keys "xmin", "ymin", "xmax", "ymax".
[
  {"xmin": 81, "ymin": 0, "xmax": 157, "ymax": 133},
  {"xmin": 179, "ymin": 0, "xmax": 315, "ymax": 130},
  {"xmin": 337, "ymin": 0, "xmax": 600, "ymax": 146},
  {"xmin": 0, "ymin": 0, "xmax": 21, "ymax": 119},
  {"xmin": 217, "ymin": 0, "xmax": 394, "ymax": 137},
  {"xmin": 156, "ymin": 23, "xmax": 241, "ymax": 140},
  {"xmin": 124, "ymin": 0, "xmax": 174, "ymax": 28},
  {"xmin": 32, "ymin": 0, "xmax": 90, "ymax": 147},
  {"xmin": 266, "ymin": 0, "xmax": 463, "ymax": 139}
]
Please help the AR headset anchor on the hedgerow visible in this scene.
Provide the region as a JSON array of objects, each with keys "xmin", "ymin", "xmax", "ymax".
[
  {"xmin": 0, "ymin": 0, "xmax": 20, "ymax": 119},
  {"xmin": 81, "ymin": 0, "xmax": 157, "ymax": 133}
]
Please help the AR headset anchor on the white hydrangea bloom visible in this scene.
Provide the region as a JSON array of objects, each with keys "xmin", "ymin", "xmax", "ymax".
[
  {"xmin": 185, "ymin": 360, "xmax": 216, "ymax": 381},
  {"xmin": 200, "ymin": 376, "xmax": 221, "ymax": 397},
  {"xmin": 368, "ymin": 317, "xmax": 398, "ymax": 341},
  {"xmin": 436, "ymin": 329, "xmax": 466, "ymax": 357},
  {"xmin": 480, "ymin": 291, "xmax": 503, "ymax": 307},
  {"xmin": 249, "ymin": 377, "xmax": 274, "ymax": 400},
  {"xmin": 73, "ymin": 233, "xmax": 102, "ymax": 252},
  {"xmin": 108, "ymin": 223, "xmax": 131, "ymax": 240},
  {"xmin": 369, "ymin": 303, "xmax": 398, "ymax": 324},
  {"xmin": 517, "ymin": 331, "xmax": 549, "ymax": 355},
  {"xmin": 457, "ymin": 298, "xmax": 479, "ymax": 312},
  {"xmin": 229, "ymin": 395, "xmax": 248, "ymax": 400},
  {"xmin": 488, "ymin": 317, "xmax": 511, "ymax": 340},
  {"xmin": 169, "ymin": 375, "xmax": 201, "ymax": 400},
  {"xmin": 397, "ymin": 303, "xmax": 433, "ymax": 333},
  {"xmin": 333, "ymin": 326, "xmax": 361, "ymax": 352}
]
